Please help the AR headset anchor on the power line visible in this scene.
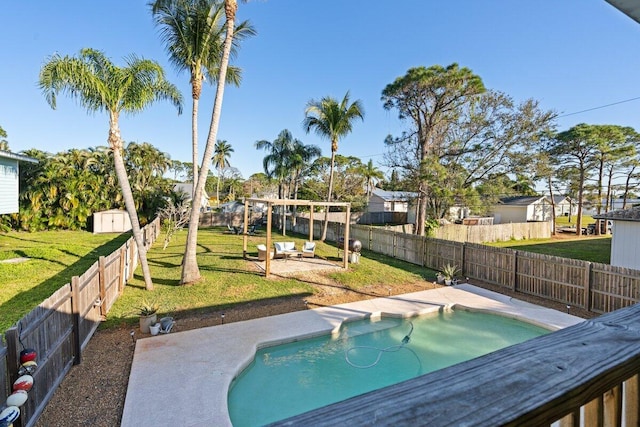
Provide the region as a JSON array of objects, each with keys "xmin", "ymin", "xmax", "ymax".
[{"xmin": 558, "ymin": 96, "xmax": 640, "ymax": 118}]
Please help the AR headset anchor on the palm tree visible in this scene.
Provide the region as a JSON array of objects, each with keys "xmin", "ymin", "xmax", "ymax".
[
  {"xmin": 303, "ymin": 91, "xmax": 364, "ymax": 240},
  {"xmin": 0, "ymin": 125, "xmax": 9, "ymax": 151},
  {"xmin": 256, "ymin": 129, "xmax": 298, "ymax": 229},
  {"xmin": 255, "ymin": 130, "xmax": 297, "ymax": 197},
  {"xmin": 150, "ymin": 0, "xmax": 254, "ymax": 201},
  {"xmin": 288, "ymin": 140, "xmax": 321, "ymax": 224},
  {"xmin": 213, "ymin": 139, "xmax": 234, "ymax": 206},
  {"xmin": 176, "ymin": 0, "xmax": 254, "ymax": 284},
  {"xmin": 39, "ymin": 48, "xmax": 183, "ymax": 290},
  {"xmin": 362, "ymin": 159, "xmax": 384, "ymax": 197}
]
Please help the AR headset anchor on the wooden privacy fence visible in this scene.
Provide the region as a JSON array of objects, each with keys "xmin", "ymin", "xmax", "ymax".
[
  {"xmin": 0, "ymin": 217, "xmax": 160, "ymax": 427},
  {"xmin": 339, "ymin": 223, "xmax": 640, "ymax": 315}
]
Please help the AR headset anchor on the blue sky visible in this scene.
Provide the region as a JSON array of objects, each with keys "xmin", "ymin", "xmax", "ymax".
[{"xmin": 1, "ymin": 1, "xmax": 639, "ymax": 180}]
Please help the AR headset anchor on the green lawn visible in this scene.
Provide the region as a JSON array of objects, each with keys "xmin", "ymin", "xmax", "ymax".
[
  {"xmin": 488, "ymin": 235, "xmax": 611, "ymax": 264},
  {"xmin": 0, "ymin": 231, "xmax": 131, "ymax": 331},
  {"xmin": 0, "ymin": 227, "xmax": 436, "ymax": 331}
]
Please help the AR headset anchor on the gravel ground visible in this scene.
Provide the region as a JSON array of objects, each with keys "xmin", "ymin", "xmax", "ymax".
[{"xmin": 35, "ymin": 275, "xmax": 596, "ymax": 427}]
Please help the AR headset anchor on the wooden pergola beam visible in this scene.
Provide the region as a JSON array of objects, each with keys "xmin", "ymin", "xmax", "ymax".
[{"xmin": 243, "ymin": 198, "xmax": 351, "ymax": 277}]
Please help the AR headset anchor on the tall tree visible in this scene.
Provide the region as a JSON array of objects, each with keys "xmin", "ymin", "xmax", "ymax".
[
  {"xmin": 181, "ymin": 0, "xmax": 247, "ymax": 284},
  {"xmin": 362, "ymin": 159, "xmax": 384, "ymax": 197},
  {"xmin": 39, "ymin": 48, "xmax": 183, "ymax": 290},
  {"xmin": 549, "ymin": 124, "xmax": 601, "ymax": 236},
  {"xmin": 303, "ymin": 91, "xmax": 364, "ymax": 241},
  {"xmin": 256, "ymin": 129, "xmax": 297, "ymax": 198},
  {"xmin": 151, "ymin": 0, "xmax": 254, "ymax": 199},
  {"xmin": 212, "ymin": 139, "xmax": 234, "ymax": 206},
  {"xmin": 381, "ymin": 64, "xmax": 485, "ymax": 235}
]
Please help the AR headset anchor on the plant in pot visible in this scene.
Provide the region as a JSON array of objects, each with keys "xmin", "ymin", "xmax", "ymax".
[
  {"xmin": 441, "ymin": 264, "xmax": 459, "ymax": 286},
  {"xmin": 138, "ymin": 299, "xmax": 159, "ymax": 334}
]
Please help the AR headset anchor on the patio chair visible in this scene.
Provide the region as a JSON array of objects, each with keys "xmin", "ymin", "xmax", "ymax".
[
  {"xmin": 257, "ymin": 244, "xmax": 274, "ymax": 261},
  {"xmin": 227, "ymin": 224, "xmax": 235, "ymax": 234},
  {"xmin": 302, "ymin": 241, "xmax": 316, "ymax": 258}
]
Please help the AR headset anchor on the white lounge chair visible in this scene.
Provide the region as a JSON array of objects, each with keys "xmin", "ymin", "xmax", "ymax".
[
  {"xmin": 302, "ymin": 241, "xmax": 316, "ymax": 258},
  {"xmin": 257, "ymin": 244, "xmax": 274, "ymax": 261}
]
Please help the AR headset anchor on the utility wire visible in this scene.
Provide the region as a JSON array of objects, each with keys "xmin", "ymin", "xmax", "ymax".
[{"xmin": 558, "ymin": 96, "xmax": 640, "ymax": 118}]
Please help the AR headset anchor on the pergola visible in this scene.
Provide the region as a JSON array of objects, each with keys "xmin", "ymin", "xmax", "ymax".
[{"xmin": 242, "ymin": 198, "xmax": 351, "ymax": 277}]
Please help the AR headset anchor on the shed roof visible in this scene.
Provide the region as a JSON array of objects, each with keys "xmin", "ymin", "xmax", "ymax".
[
  {"xmin": 594, "ymin": 206, "xmax": 640, "ymax": 222},
  {"xmin": 498, "ymin": 195, "xmax": 547, "ymax": 206}
]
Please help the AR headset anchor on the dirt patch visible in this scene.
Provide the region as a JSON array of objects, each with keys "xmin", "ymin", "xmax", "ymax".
[{"xmin": 35, "ymin": 277, "xmax": 593, "ymax": 427}]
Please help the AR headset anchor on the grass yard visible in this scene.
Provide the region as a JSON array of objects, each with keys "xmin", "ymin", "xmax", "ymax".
[
  {"xmin": 0, "ymin": 231, "xmax": 131, "ymax": 331},
  {"xmin": 104, "ymin": 227, "xmax": 436, "ymax": 328},
  {"xmin": 0, "ymin": 227, "xmax": 437, "ymax": 332},
  {"xmin": 489, "ymin": 235, "xmax": 611, "ymax": 264}
]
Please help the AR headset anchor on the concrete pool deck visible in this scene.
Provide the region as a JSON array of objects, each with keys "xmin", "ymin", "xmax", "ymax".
[{"xmin": 121, "ymin": 284, "xmax": 584, "ymax": 427}]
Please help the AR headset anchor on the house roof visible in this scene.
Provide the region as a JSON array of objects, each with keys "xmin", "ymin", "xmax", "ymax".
[
  {"xmin": 371, "ymin": 189, "xmax": 417, "ymax": 202},
  {"xmin": 498, "ymin": 196, "xmax": 548, "ymax": 206},
  {"xmin": 594, "ymin": 206, "xmax": 640, "ymax": 222},
  {"xmin": 173, "ymin": 183, "xmax": 209, "ymax": 199},
  {"xmin": 0, "ymin": 150, "xmax": 38, "ymax": 163}
]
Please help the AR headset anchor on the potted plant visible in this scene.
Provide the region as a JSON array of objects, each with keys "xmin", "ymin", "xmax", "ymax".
[
  {"xmin": 441, "ymin": 264, "xmax": 459, "ymax": 286},
  {"xmin": 435, "ymin": 272, "xmax": 445, "ymax": 285},
  {"xmin": 138, "ymin": 299, "xmax": 159, "ymax": 334}
]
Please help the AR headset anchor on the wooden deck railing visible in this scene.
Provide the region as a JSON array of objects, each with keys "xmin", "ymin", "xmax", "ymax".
[{"xmin": 273, "ymin": 302, "xmax": 640, "ymax": 426}]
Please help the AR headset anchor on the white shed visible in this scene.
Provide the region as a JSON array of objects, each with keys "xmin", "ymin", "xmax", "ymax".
[
  {"xmin": 491, "ymin": 196, "xmax": 553, "ymax": 224},
  {"xmin": 594, "ymin": 207, "xmax": 640, "ymax": 270},
  {"xmin": 93, "ymin": 209, "xmax": 132, "ymax": 234},
  {"xmin": 0, "ymin": 150, "xmax": 38, "ymax": 214}
]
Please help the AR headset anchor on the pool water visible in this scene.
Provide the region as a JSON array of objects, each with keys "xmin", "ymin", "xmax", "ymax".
[{"xmin": 228, "ymin": 310, "xmax": 548, "ymax": 426}]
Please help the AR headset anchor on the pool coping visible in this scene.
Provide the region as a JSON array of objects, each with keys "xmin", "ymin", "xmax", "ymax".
[{"xmin": 120, "ymin": 284, "xmax": 584, "ymax": 427}]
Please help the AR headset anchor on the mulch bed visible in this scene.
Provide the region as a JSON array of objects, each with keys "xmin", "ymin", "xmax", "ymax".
[{"xmin": 35, "ymin": 278, "xmax": 596, "ymax": 427}]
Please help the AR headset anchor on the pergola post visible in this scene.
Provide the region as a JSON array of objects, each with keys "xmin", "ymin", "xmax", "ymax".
[
  {"xmin": 242, "ymin": 200, "xmax": 249, "ymax": 259},
  {"xmin": 265, "ymin": 201, "xmax": 273, "ymax": 278},
  {"xmin": 309, "ymin": 203, "xmax": 314, "ymax": 242},
  {"xmin": 343, "ymin": 205, "xmax": 350, "ymax": 270}
]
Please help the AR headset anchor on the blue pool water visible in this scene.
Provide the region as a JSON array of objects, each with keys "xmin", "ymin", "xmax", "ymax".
[{"xmin": 228, "ymin": 310, "xmax": 548, "ymax": 426}]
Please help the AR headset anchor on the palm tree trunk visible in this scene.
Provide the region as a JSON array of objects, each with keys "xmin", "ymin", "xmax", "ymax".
[
  {"xmin": 321, "ymin": 149, "xmax": 336, "ymax": 241},
  {"xmin": 109, "ymin": 119, "xmax": 153, "ymax": 290},
  {"xmin": 192, "ymin": 96, "xmax": 199, "ymax": 200},
  {"xmin": 181, "ymin": 0, "xmax": 236, "ymax": 285}
]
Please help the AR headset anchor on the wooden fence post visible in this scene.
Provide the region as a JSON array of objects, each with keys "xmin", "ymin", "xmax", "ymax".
[
  {"xmin": 98, "ymin": 256, "xmax": 107, "ymax": 319},
  {"xmin": 4, "ymin": 327, "xmax": 22, "ymax": 427},
  {"xmin": 585, "ymin": 262, "xmax": 593, "ymax": 311},
  {"xmin": 512, "ymin": 250, "xmax": 518, "ymax": 292},
  {"xmin": 118, "ymin": 246, "xmax": 126, "ymax": 294},
  {"xmin": 71, "ymin": 276, "xmax": 82, "ymax": 365},
  {"xmin": 461, "ymin": 243, "xmax": 466, "ymax": 275}
]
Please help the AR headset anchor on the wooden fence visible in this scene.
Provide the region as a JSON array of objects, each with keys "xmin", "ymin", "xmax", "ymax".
[
  {"xmin": 0, "ymin": 218, "xmax": 160, "ymax": 427},
  {"xmin": 292, "ymin": 220, "xmax": 640, "ymax": 316}
]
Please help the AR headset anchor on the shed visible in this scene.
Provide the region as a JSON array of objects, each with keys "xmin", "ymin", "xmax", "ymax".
[
  {"xmin": 93, "ymin": 209, "xmax": 132, "ymax": 234},
  {"xmin": 491, "ymin": 196, "xmax": 553, "ymax": 224},
  {"xmin": 594, "ymin": 207, "xmax": 640, "ymax": 270},
  {"xmin": 0, "ymin": 150, "xmax": 38, "ymax": 214}
]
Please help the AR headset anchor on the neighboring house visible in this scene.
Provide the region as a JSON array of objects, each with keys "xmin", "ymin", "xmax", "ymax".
[
  {"xmin": 367, "ymin": 189, "xmax": 417, "ymax": 212},
  {"xmin": 491, "ymin": 196, "xmax": 553, "ymax": 224},
  {"xmin": 552, "ymin": 195, "xmax": 577, "ymax": 217},
  {"xmin": 594, "ymin": 207, "xmax": 640, "ymax": 270},
  {"xmin": 173, "ymin": 183, "xmax": 210, "ymax": 210},
  {"xmin": 364, "ymin": 189, "xmax": 418, "ymax": 224},
  {"xmin": 0, "ymin": 150, "xmax": 38, "ymax": 215}
]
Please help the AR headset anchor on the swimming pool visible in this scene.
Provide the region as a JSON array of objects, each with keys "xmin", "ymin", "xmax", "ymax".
[
  {"xmin": 228, "ymin": 310, "xmax": 549, "ymax": 426},
  {"xmin": 121, "ymin": 285, "xmax": 584, "ymax": 427}
]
